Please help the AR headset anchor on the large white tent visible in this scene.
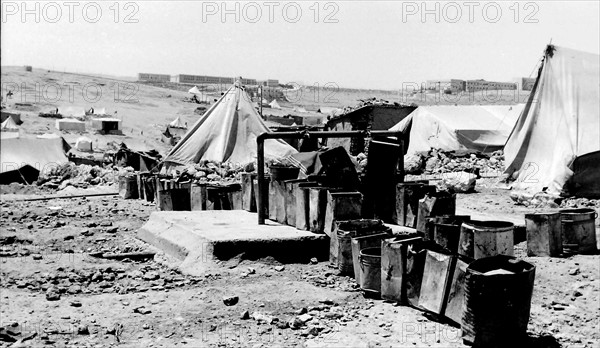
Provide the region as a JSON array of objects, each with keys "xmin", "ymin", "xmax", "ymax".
[
  {"xmin": 504, "ymin": 45, "xmax": 600, "ymax": 197},
  {"xmin": 390, "ymin": 104, "xmax": 524, "ymax": 154},
  {"xmin": 163, "ymin": 82, "xmax": 296, "ymax": 170}
]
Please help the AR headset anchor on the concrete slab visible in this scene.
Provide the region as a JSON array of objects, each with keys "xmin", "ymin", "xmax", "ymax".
[{"xmin": 138, "ymin": 210, "xmax": 328, "ymax": 275}]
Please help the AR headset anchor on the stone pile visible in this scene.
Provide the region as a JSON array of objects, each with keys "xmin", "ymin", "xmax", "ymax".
[
  {"xmin": 171, "ymin": 160, "xmax": 252, "ymax": 184},
  {"xmin": 404, "ymin": 149, "xmax": 505, "ymax": 175},
  {"xmin": 560, "ymin": 197, "xmax": 600, "ymax": 209},
  {"xmin": 340, "ymin": 97, "xmax": 415, "ymax": 115},
  {"xmin": 36, "ymin": 163, "xmax": 118, "ymax": 190}
]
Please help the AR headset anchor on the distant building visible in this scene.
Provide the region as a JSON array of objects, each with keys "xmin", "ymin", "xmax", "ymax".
[
  {"xmin": 427, "ymin": 79, "xmax": 517, "ymax": 92},
  {"xmin": 426, "ymin": 80, "xmax": 451, "ymax": 90},
  {"xmin": 171, "ymin": 74, "xmax": 234, "ymax": 85},
  {"xmin": 137, "ymin": 73, "xmax": 171, "ymax": 82},
  {"xmin": 450, "ymin": 79, "xmax": 466, "ymax": 92},
  {"xmin": 522, "ymin": 77, "xmax": 536, "ymax": 91},
  {"xmin": 240, "ymin": 78, "xmax": 257, "ymax": 86},
  {"xmin": 465, "ymin": 79, "xmax": 516, "ymax": 92},
  {"xmin": 258, "ymin": 79, "xmax": 279, "ymax": 87}
]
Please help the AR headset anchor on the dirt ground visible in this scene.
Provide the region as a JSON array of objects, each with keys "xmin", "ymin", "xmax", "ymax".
[{"xmin": 0, "ymin": 181, "xmax": 598, "ymax": 348}]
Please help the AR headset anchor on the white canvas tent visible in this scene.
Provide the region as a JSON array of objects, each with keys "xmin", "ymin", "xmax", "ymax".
[
  {"xmin": 269, "ymin": 99, "xmax": 281, "ymax": 109},
  {"xmin": 59, "ymin": 106, "xmax": 86, "ymax": 118},
  {"xmin": 1, "ymin": 116, "xmax": 19, "ymax": 131},
  {"xmin": 169, "ymin": 116, "xmax": 186, "ymax": 129},
  {"xmin": 188, "ymin": 86, "xmax": 208, "ymax": 101},
  {"xmin": 163, "ymin": 82, "xmax": 296, "ymax": 170},
  {"xmin": 1, "ymin": 135, "xmax": 69, "ymax": 184},
  {"xmin": 92, "ymin": 107, "xmax": 107, "ymax": 115},
  {"xmin": 75, "ymin": 136, "xmax": 93, "ymax": 152},
  {"xmin": 390, "ymin": 104, "xmax": 524, "ymax": 154},
  {"xmin": 504, "ymin": 45, "xmax": 600, "ymax": 197}
]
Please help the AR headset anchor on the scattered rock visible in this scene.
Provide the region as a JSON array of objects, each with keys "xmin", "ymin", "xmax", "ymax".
[
  {"xmin": 288, "ymin": 317, "xmax": 304, "ymax": 330},
  {"xmin": 32, "ymin": 254, "xmax": 43, "ymax": 260},
  {"xmin": 251, "ymin": 312, "xmax": 276, "ymax": 324},
  {"xmin": 223, "ymin": 295, "xmax": 239, "ymax": 306},
  {"xmin": 70, "ymin": 300, "xmax": 82, "ymax": 307},
  {"xmin": 295, "ymin": 307, "xmax": 308, "ymax": 315},
  {"xmin": 241, "ymin": 310, "xmax": 250, "ymax": 320},
  {"xmin": 568, "ymin": 268, "xmax": 580, "ymax": 276},
  {"xmin": 298, "ymin": 314, "xmax": 313, "ymax": 323},
  {"xmin": 45, "ymin": 289, "xmax": 60, "ymax": 301},
  {"xmin": 310, "ymin": 258, "xmax": 318, "ymax": 265},
  {"xmin": 77, "ymin": 325, "xmax": 89, "ymax": 335},
  {"xmin": 133, "ymin": 306, "xmax": 151, "ymax": 315},
  {"xmin": 274, "ymin": 266, "xmax": 285, "ymax": 272},
  {"xmin": 143, "ymin": 272, "xmax": 159, "ymax": 281}
]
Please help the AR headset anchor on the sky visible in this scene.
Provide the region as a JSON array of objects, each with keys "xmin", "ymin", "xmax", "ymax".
[{"xmin": 2, "ymin": 1, "xmax": 599, "ymax": 89}]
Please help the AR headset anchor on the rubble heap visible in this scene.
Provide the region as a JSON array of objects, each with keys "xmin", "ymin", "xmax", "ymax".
[
  {"xmin": 36, "ymin": 163, "xmax": 118, "ymax": 190},
  {"xmin": 560, "ymin": 197, "xmax": 600, "ymax": 209},
  {"xmin": 340, "ymin": 97, "xmax": 416, "ymax": 115},
  {"xmin": 170, "ymin": 160, "xmax": 252, "ymax": 184},
  {"xmin": 404, "ymin": 149, "xmax": 505, "ymax": 175}
]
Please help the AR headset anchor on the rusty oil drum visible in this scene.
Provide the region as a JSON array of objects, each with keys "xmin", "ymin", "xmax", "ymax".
[{"xmin": 560, "ymin": 208, "xmax": 598, "ymax": 254}]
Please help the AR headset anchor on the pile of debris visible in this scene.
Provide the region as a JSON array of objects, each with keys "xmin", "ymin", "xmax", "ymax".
[
  {"xmin": 560, "ymin": 197, "xmax": 600, "ymax": 209},
  {"xmin": 404, "ymin": 149, "xmax": 505, "ymax": 175},
  {"xmin": 340, "ymin": 97, "xmax": 415, "ymax": 115},
  {"xmin": 36, "ymin": 163, "xmax": 118, "ymax": 190},
  {"xmin": 170, "ymin": 161, "xmax": 251, "ymax": 184}
]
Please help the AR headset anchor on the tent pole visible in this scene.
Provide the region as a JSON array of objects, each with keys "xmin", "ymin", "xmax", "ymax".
[{"xmin": 257, "ymin": 137, "xmax": 266, "ymax": 224}]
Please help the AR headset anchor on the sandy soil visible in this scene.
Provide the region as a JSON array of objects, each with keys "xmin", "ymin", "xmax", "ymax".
[{"xmin": 0, "ymin": 182, "xmax": 598, "ymax": 348}]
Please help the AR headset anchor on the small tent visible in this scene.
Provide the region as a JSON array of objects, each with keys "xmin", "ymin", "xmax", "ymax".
[
  {"xmin": 389, "ymin": 104, "xmax": 524, "ymax": 154},
  {"xmin": 1, "ymin": 116, "xmax": 19, "ymax": 131},
  {"xmin": 188, "ymin": 86, "xmax": 208, "ymax": 101},
  {"xmin": 163, "ymin": 81, "xmax": 296, "ymax": 170},
  {"xmin": 504, "ymin": 45, "xmax": 600, "ymax": 197},
  {"xmin": 169, "ymin": 116, "xmax": 186, "ymax": 129},
  {"xmin": 75, "ymin": 136, "xmax": 93, "ymax": 152},
  {"xmin": 1, "ymin": 136, "xmax": 69, "ymax": 184},
  {"xmin": 93, "ymin": 107, "xmax": 107, "ymax": 116},
  {"xmin": 59, "ymin": 106, "xmax": 86, "ymax": 118},
  {"xmin": 269, "ymin": 99, "xmax": 282, "ymax": 109}
]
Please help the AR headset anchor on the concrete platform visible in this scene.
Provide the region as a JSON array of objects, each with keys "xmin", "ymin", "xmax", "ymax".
[{"xmin": 137, "ymin": 210, "xmax": 328, "ymax": 275}]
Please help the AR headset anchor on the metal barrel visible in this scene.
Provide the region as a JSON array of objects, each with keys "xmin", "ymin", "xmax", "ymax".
[
  {"xmin": 462, "ymin": 255, "xmax": 535, "ymax": 347},
  {"xmin": 336, "ymin": 230, "xmax": 354, "ymax": 275},
  {"xmin": 559, "ymin": 208, "xmax": 598, "ymax": 254},
  {"xmin": 458, "ymin": 220, "xmax": 514, "ymax": 259},
  {"xmin": 525, "ymin": 212, "xmax": 562, "ymax": 256},
  {"xmin": 359, "ymin": 247, "xmax": 382, "ymax": 297}
]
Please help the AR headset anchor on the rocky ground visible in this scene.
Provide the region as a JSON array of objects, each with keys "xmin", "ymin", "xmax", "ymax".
[{"xmin": 0, "ymin": 182, "xmax": 598, "ymax": 348}]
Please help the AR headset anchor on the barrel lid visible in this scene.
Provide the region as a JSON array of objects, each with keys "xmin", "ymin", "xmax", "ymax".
[
  {"xmin": 462, "ymin": 220, "xmax": 514, "ymax": 231},
  {"xmin": 559, "ymin": 208, "xmax": 596, "ymax": 215}
]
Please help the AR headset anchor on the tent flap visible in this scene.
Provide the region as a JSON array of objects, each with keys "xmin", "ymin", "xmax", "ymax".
[{"xmin": 504, "ymin": 45, "xmax": 600, "ymax": 196}]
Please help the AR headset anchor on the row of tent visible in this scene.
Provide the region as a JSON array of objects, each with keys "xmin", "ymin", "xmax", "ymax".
[
  {"xmin": 162, "ymin": 45, "xmax": 599, "ymax": 198},
  {"xmin": 1, "ymin": 45, "xmax": 596, "ymax": 198},
  {"xmin": 44, "ymin": 107, "xmax": 108, "ymax": 117}
]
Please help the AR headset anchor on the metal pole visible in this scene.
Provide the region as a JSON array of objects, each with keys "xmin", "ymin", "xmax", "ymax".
[{"xmin": 257, "ymin": 137, "xmax": 266, "ymax": 224}]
